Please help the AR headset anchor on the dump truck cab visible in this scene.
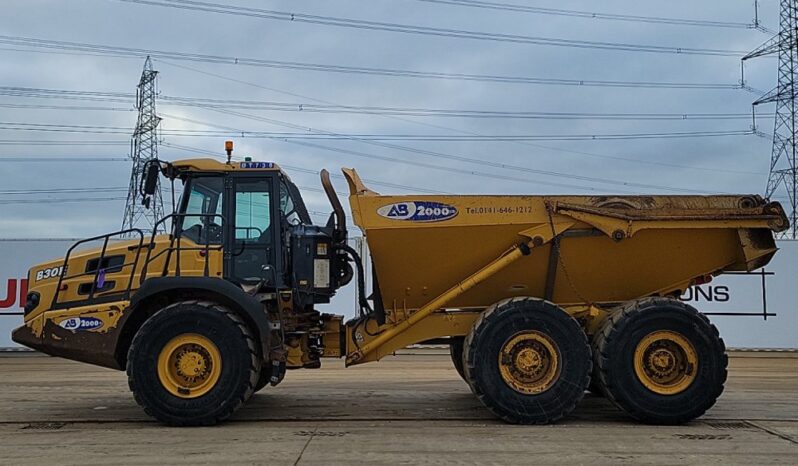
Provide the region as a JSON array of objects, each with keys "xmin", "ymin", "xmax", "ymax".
[
  {"xmin": 13, "ymin": 153, "xmax": 355, "ymax": 422},
  {"xmin": 164, "ymin": 157, "xmax": 347, "ymax": 301}
]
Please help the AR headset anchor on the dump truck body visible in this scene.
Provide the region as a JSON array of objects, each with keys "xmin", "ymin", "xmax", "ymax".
[
  {"xmin": 341, "ymin": 169, "xmax": 786, "ymax": 365},
  {"xmin": 350, "ymin": 192, "xmax": 781, "ymax": 311}
]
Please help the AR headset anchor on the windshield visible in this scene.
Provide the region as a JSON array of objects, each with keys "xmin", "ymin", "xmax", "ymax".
[{"xmin": 280, "ymin": 177, "xmax": 312, "ymax": 225}]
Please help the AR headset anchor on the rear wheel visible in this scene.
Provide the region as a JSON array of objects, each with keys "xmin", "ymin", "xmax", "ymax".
[
  {"xmin": 449, "ymin": 337, "xmax": 466, "ymax": 381},
  {"xmin": 127, "ymin": 300, "xmax": 260, "ymax": 426},
  {"xmin": 463, "ymin": 297, "xmax": 591, "ymax": 424},
  {"xmin": 587, "ymin": 320, "xmax": 614, "ymax": 397},
  {"xmin": 587, "ymin": 375, "xmax": 604, "ymax": 397},
  {"xmin": 594, "ymin": 297, "xmax": 727, "ymax": 424}
]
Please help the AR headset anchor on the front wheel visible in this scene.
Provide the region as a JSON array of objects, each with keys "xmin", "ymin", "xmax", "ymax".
[
  {"xmin": 127, "ymin": 300, "xmax": 260, "ymax": 426},
  {"xmin": 463, "ymin": 297, "xmax": 591, "ymax": 424}
]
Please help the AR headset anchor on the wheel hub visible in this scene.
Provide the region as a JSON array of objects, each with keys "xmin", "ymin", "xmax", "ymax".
[
  {"xmin": 175, "ymin": 347, "xmax": 211, "ymax": 382},
  {"xmin": 649, "ymin": 348, "xmax": 676, "ymax": 376},
  {"xmin": 157, "ymin": 334, "xmax": 222, "ymax": 399},
  {"xmin": 634, "ymin": 330, "xmax": 697, "ymax": 395},
  {"xmin": 516, "ymin": 347, "xmax": 543, "ymax": 373},
  {"xmin": 498, "ymin": 331, "xmax": 560, "ymax": 395}
]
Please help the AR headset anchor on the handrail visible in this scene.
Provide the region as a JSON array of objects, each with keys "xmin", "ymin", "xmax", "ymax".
[
  {"xmin": 51, "ymin": 212, "xmax": 230, "ymax": 309},
  {"xmin": 140, "ymin": 212, "xmax": 227, "ymax": 284},
  {"xmin": 51, "ymin": 228, "xmax": 144, "ymax": 309}
]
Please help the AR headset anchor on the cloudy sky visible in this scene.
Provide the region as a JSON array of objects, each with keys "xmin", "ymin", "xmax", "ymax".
[{"xmin": 0, "ymin": 0, "xmax": 784, "ymax": 237}]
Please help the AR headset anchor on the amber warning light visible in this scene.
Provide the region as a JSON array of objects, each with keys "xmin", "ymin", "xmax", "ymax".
[{"xmin": 225, "ymin": 140, "xmax": 234, "ymax": 163}]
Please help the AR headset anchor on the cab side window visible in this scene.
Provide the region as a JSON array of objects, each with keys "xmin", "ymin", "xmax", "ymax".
[
  {"xmin": 232, "ymin": 178, "xmax": 273, "ymax": 283},
  {"xmin": 235, "ymin": 180, "xmax": 271, "ymax": 242}
]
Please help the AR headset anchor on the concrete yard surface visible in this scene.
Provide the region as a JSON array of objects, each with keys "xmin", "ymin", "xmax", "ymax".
[{"xmin": 0, "ymin": 350, "xmax": 795, "ymax": 465}]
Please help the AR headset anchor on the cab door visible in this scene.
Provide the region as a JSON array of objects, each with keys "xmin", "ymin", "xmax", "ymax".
[{"xmin": 227, "ymin": 176, "xmax": 279, "ymax": 284}]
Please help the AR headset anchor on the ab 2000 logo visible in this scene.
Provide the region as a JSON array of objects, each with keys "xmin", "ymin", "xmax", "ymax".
[
  {"xmin": 377, "ymin": 201, "xmax": 458, "ymax": 222},
  {"xmin": 58, "ymin": 317, "xmax": 103, "ymax": 332}
]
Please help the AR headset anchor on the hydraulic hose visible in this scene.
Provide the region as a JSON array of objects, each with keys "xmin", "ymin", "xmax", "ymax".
[{"xmin": 337, "ymin": 243, "xmax": 372, "ymax": 317}]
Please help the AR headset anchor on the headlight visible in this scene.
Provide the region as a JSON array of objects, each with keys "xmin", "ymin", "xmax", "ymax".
[{"xmin": 24, "ymin": 292, "xmax": 40, "ymax": 315}]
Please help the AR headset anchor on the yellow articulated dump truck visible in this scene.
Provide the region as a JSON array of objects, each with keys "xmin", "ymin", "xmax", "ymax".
[{"xmin": 13, "ymin": 145, "xmax": 788, "ymax": 426}]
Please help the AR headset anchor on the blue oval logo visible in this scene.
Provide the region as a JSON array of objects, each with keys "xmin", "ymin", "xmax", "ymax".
[
  {"xmin": 58, "ymin": 316, "xmax": 104, "ymax": 331},
  {"xmin": 377, "ymin": 201, "xmax": 458, "ymax": 222}
]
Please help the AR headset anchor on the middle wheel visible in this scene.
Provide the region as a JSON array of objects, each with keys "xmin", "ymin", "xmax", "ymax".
[{"xmin": 463, "ymin": 297, "xmax": 591, "ymax": 424}]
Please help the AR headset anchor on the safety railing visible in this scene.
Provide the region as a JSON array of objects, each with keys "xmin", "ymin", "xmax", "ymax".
[
  {"xmin": 50, "ymin": 213, "xmax": 229, "ymax": 310},
  {"xmin": 51, "ymin": 229, "xmax": 145, "ymax": 310},
  {"xmin": 140, "ymin": 213, "xmax": 226, "ymax": 283}
]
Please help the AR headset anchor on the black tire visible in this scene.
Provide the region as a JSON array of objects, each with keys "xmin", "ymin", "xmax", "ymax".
[
  {"xmin": 127, "ymin": 300, "xmax": 260, "ymax": 426},
  {"xmin": 587, "ymin": 377, "xmax": 604, "ymax": 397},
  {"xmin": 587, "ymin": 327, "xmax": 610, "ymax": 397},
  {"xmin": 594, "ymin": 297, "xmax": 727, "ymax": 425},
  {"xmin": 449, "ymin": 337, "xmax": 466, "ymax": 381},
  {"xmin": 463, "ymin": 297, "xmax": 591, "ymax": 424}
]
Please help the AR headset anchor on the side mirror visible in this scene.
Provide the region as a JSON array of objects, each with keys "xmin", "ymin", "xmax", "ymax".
[{"xmin": 142, "ymin": 162, "xmax": 160, "ymax": 196}]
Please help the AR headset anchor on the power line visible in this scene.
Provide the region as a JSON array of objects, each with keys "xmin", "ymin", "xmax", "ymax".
[
  {"xmin": 0, "ymin": 45, "xmax": 141, "ymax": 61},
  {"xmin": 0, "ymin": 120, "xmax": 755, "ymax": 142},
  {"xmin": 282, "ymin": 165, "xmax": 450, "ymax": 195},
  {"xmin": 160, "ymin": 140, "xmax": 621, "ymax": 193},
  {"xmin": 162, "ymin": 109, "xmax": 731, "ymax": 194},
  {"xmin": 0, "ymin": 157, "xmax": 129, "ymax": 162},
  {"xmin": 160, "ymin": 96, "xmax": 769, "ymax": 121},
  {"xmin": 0, "ymin": 85, "xmax": 132, "ymax": 101},
  {"xmin": 412, "ymin": 0, "xmax": 765, "ymax": 31},
  {"xmin": 2, "ymin": 84, "xmax": 762, "ymax": 178},
  {"xmin": 0, "ymin": 187, "xmax": 127, "ymax": 195},
  {"xmin": 162, "ymin": 141, "xmax": 451, "ymax": 194},
  {"xmin": 284, "ymin": 138, "xmax": 648, "ymax": 194},
  {"xmin": 0, "ymin": 196, "xmax": 128, "ymax": 205},
  {"xmin": 1, "ymin": 85, "xmax": 765, "ymax": 121},
  {"xmin": 169, "ymin": 129, "xmax": 757, "ymax": 141},
  {"xmin": 0, "ymin": 36, "xmax": 745, "ymax": 90},
  {"xmin": 0, "ymin": 122, "xmax": 131, "ymax": 134},
  {"xmin": 162, "ymin": 110, "xmax": 726, "ymax": 194},
  {"xmin": 0, "ymin": 103, "xmax": 134, "ymax": 112},
  {"xmin": 0, "ymin": 139, "xmax": 128, "ymax": 146},
  {"xmin": 159, "ymin": 59, "xmax": 768, "ymax": 177},
  {"xmin": 115, "ymin": 0, "xmax": 750, "ymax": 56}
]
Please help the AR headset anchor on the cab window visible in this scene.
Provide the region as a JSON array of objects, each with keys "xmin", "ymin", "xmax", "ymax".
[
  {"xmin": 235, "ymin": 180, "xmax": 272, "ymax": 241},
  {"xmin": 280, "ymin": 180, "xmax": 301, "ymax": 225},
  {"xmin": 180, "ymin": 176, "xmax": 223, "ymax": 244},
  {"xmin": 280, "ymin": 178, "xmax": 311, "ymax": 225},
  {"xmin": 232, "ymin": 178, "xmax": 273, "ymax": 283}
]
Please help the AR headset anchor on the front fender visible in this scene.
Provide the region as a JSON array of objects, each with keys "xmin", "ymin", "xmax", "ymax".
[{"xmin": 130, "ymin": 277, "xmax": 271, "ymax": 361}]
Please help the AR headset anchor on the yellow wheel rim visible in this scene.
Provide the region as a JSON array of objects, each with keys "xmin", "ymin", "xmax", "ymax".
[
  {"xmin": 157, "ymin": 333, "xmax": 222, "ymax": 399},
  {"xmin": 634, "ymin": 330, "xmax": 698, "ymax": 395},
  {"xmin": 498, "ymin": 331, "xmax": 560, "ymax": 395}
]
